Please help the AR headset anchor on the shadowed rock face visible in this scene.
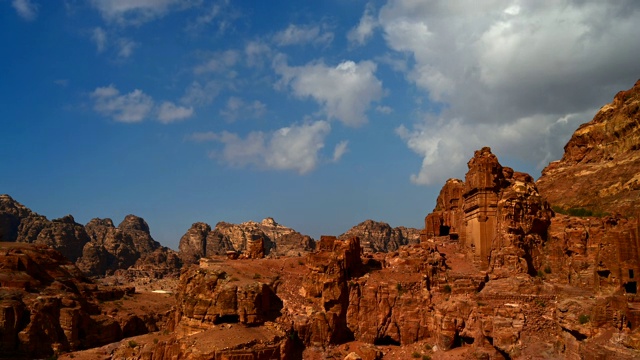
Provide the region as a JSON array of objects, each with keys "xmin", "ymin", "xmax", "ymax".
[
  {"xmin": 338, "ymin": 220, "xmax": 421, "ymax": 253},
  {"xmin": 178, "ymin": 218, "xmax": 315, "ymax": 264},
  {"xmin": 0, "ymin": 195, "xmax": 90, "ymax": 262},
  {"xmin": 0, "ymin": 242, "xmax": 140, "ymax": 358},
  {"xmin": 77, "ymin": 215, "xmax": 180, "ymax": 277},
  {"xmin": 537, "ymin": 79, "xmax": 640, "ymax": 216}
]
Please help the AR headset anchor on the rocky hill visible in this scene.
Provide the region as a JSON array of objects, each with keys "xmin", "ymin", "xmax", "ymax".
[
  {"xmin": 178, "ymin": 217, "xmax": 315, "ymax": 264},
  {"xmin": 537, "ymin": 79, "xmax": 640, "ymax": 216},
  {"xmin": 338, "ymin": 219, "xmax": 421, "ymax": 252},
  {"xmin": 0, "ymin": 195, "xmax": 180, "ymax": 277}
]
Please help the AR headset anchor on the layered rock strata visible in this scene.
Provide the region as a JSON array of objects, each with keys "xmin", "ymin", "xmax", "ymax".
[{"xmin": 537, "ymin": 79, "xmax": 640, "ymax": 216}]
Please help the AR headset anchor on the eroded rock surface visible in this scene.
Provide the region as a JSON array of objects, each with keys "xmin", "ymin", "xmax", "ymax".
[
  {"xmin": 537, "ymin": 79, "xmax": 640, "ymax": 216},
  {"xmin": 178, "ymin": 217, "xmax": 315, "ymax": 264},
  {"xmin": 339, "ymin": 220, "xmax": 421, "ymax": 253},
  {"xmin": 77, "ymin": 216, "xmax": 180, "ymax": 277},
  {"xmin": 0, "ymin": 242, "xmax": 151, "ymax": 358}
]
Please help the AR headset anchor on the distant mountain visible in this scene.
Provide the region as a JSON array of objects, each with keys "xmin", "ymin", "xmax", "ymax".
[
  {"xmin": 338, "ymin": 219, "xmax": 421, "ymax": 252},
  {"xmin": 178, "ymin": 217, "xmax": 315, "ymax": 264}
]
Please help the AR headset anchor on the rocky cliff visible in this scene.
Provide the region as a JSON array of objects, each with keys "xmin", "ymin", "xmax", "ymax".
[
  {"xmin": 178, "ymin": 217, "xmax": 315, "ymax": 264},
  {"xmin": 0, "ymin": 242, "xmax": 155, "ymax": 358},
  {"xmin": 338, "ymin": 219, "xmax": 421, "ymax": 253},
  {"xmin": 537, "ymin": 79, "xmax": 640, "ymax": 216}
]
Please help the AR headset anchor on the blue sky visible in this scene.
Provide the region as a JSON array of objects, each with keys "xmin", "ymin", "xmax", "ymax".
[{"xmin": 2, "ymin": 0, "xmax": 639, "ymax": 249}]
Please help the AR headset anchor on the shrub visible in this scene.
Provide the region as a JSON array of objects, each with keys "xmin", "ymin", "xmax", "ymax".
[
  {"xmin": 253, "ymin": 273, "xmax": 261, "ymax": 279},
  {"xmin": 579, "ymin": 314, "xmax": 590, "ymax": 324},
  {"xmin": 128, "ymin": 340, "xmax": 138, "ymax": 348},
  {"xmin": 422, "ymin": 355, "xmax": 432, "ymax": 360},
  {"xmin": 412, "ymin": 352, "xmax": 421, "ymax": 358},
  {"xmin": 544, "ymin": 265, "xmax": 552, "ymax": 274},
  {"xmin": 443, "ymin": 284, "xmax": 452, "ymax": 294}
]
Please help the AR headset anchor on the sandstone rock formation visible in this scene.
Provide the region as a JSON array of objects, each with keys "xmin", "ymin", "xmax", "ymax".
[
  {"xmin": 76, "ymin": 215, "xmax": 180, "ymax": 277},
  {"xmin": 537, "ymin": 79, "xmax": 640, "ymax": 216},
  {"xmin": 423, "ymin": 147, "xmax": 553, "ymax": 274},
  {"xmin": 0, "ymin": 242, "xmax": 152, "ymax": 358},
  {"xmin": 0, "ymin": 195, "xmax": 181, "ymax": 277},
  {"xmin": 178, "ymin": 217, "xmax": 315, "ymax": 264},
  {"xmin": 0, "ymin": 195, "xmax": 90, "ymax": 262},
  {"xmin": 339, "ymin": 220, "xmax": 421, "ymax": 253}
]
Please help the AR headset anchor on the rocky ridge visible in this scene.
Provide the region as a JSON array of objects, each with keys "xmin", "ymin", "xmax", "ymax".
[
  {"xmin": 0, "ymin": 195, "xmax": 181, "ymax": 277},
  {"xmin": 178, "ymin": 217, "xmax": 315, "ymax": 264},
  {"xmin": 339, "ymin": 219, "xmax": 421, "ymax": 253},
  {"xmin": 537, "ymin": 79, "xmax": 640, "ymax": 216}
]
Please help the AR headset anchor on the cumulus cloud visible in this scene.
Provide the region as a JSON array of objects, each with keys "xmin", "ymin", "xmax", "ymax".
[
  {"xmin": 157, "ymin": 101, "xmax": 194, "ymax": 123},
  {"xmin": 194, "ymin": 50, "xmax": 240, "ymax": 74},
  {"xmin": 89, "ymin": 0, "xmax": 191, "ymax": 25},
  {"xmin": 12, "ymin": 0, "xmax": 38, "ymax": 21},
  {"xmin": 275, "ymin": 59, "xmax": 384, "ymax": 127},
  {"xmin": 185, "ymin": 0, "xmax": 232, "ymax": 34},
  {"xmin": 375, "ymin": 0, "xmax": 640, "ymax": 184},
  {"xmin": 92, "ymin": 27, "xmax": 107, "ymax": 53},
  {"xmin": 117, "ymin": 38, "xmax": 137, "ymax": 58},
  {"xmin": 180, "ymin": 80, "xmax": 222, "ymax": 106},
  {"xmin": 347, "ymin": 2, "xmax": 377, "ymax": 46},
  {"xmin": 273, "ymin": 24, "xmax": 334, "ymax": 47},
  {"xmin": 220, "ymin": 97, "xmax": 266, "ymax": 122},
  {"xmin": 198, "ymin": 121, "xmax": 331, "ymax": 174},
  {"xmin": 332, "ymin": 140, "xmax": 349, "ymax": 162},
  {"xmin": 91, "ymin": 85, "xmax": 154, "ymax": 123}
]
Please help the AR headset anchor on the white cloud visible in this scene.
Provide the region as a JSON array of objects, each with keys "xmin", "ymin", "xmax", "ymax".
[
  {"xmin": 92, "ymin": 27, "xmax": 107, "ymax": 53},
  {"xmin": 89, "ymin": 0, "xmax": 189, "ymax": 25},
  {"xmin": 245, "ymin": 41, "xmax": 272, "ymax": 68},
  {"xmin": 275, "ymin": 59, "xmax": 384, "ymax": 127},
  {"xmin": 332, "ymin": 140, "xmax": 349, "ymax": 162},
  {"xmin": 376, "ymin": 105, "xmax": 393, "ymax": 114},
  {"xmin": 375, "ymin": 0, "xmax": 640, "ymax": 184},
  {"xmin": 12, "ymin": 0, "xmax": 38, "ymax": 21},
  {"xmin": 273, "ymin": 24, "xmax": 334, "ymax": 47},
  {"xmin": 347, "ymin": 3, "xmax": 377, "ymax": 46},
  {"xmin": 188, "ymin": 131, "xmax": 219, "ymax": 142},
  {"xmin": 220, "ymin": 97, "xmax": 266, "ymax": 122},
  {"xmin": 206, "ymin": 121, "xmax": 332, "ymax": 174},
  {"xmin": 194, "ymin": 50, "xmax": 239, "ymax": 74},
  {"xmin": 181, "ymin": 81, "xmax": 222, "ymax": 106},
  {"xmin": 157, "ymin": 101, "xmax": 194, "ymax": 123},
  {"xmin": 117, "ymin": 38, "xmax": 137, "ymax": 58},
  {"xmin": 91, "ymin": 85, "xmax": 154, "ymax": 123}
]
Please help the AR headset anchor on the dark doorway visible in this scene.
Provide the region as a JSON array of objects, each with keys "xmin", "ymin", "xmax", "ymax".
[
  {"xmin": 439, "ymin": 225, "xmax": 450, "ymax": 236},
  {"xmin": 624, "ymin": 281, "xmax": 637, "ymax": 294}
]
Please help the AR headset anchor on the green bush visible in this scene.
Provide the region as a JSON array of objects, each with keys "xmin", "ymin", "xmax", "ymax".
[
  {"xmin": 128, "ymin": 340, "xmax": 138, "ymax": 348},
  {"xmin": 443, "ymin": 284, "xmax": 452, "ymax": 294},
  {"xmin": 544, "ymin": 265, "xmax": 552, "ymax": 274},
  {"xmin": 579, "ymin": 314, "xmax": 590, "ymax": 324},
  {"xmin": 412, "ymin": 352, "xmax": 421, "ymax": 358}
]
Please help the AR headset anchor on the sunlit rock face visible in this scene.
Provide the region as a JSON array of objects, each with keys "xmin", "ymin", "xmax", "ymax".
[
  {"xmin": 537, "ymin": 79, "xmax": 640, "ymax": 217},
  {"xmin": 423, "ymin": 147, "xmax": 553, "ymax": 275}
]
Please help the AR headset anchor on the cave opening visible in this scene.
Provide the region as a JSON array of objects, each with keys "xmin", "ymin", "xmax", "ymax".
[
  {"xmin": 439, "ymin": 225, "xmax": 450, "ymax": 236},
  {"xmin": 373, "ymin": 336, "xmax": 400, "ymax": 346},
  {"xmin": 215, "ymin": 314, "xmax": 240, "ymax": 324}
]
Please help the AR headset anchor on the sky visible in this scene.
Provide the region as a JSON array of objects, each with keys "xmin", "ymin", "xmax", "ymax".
[{"xmin": 2, "ymin": 0, "xmax": 639, "ymax": 250}]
